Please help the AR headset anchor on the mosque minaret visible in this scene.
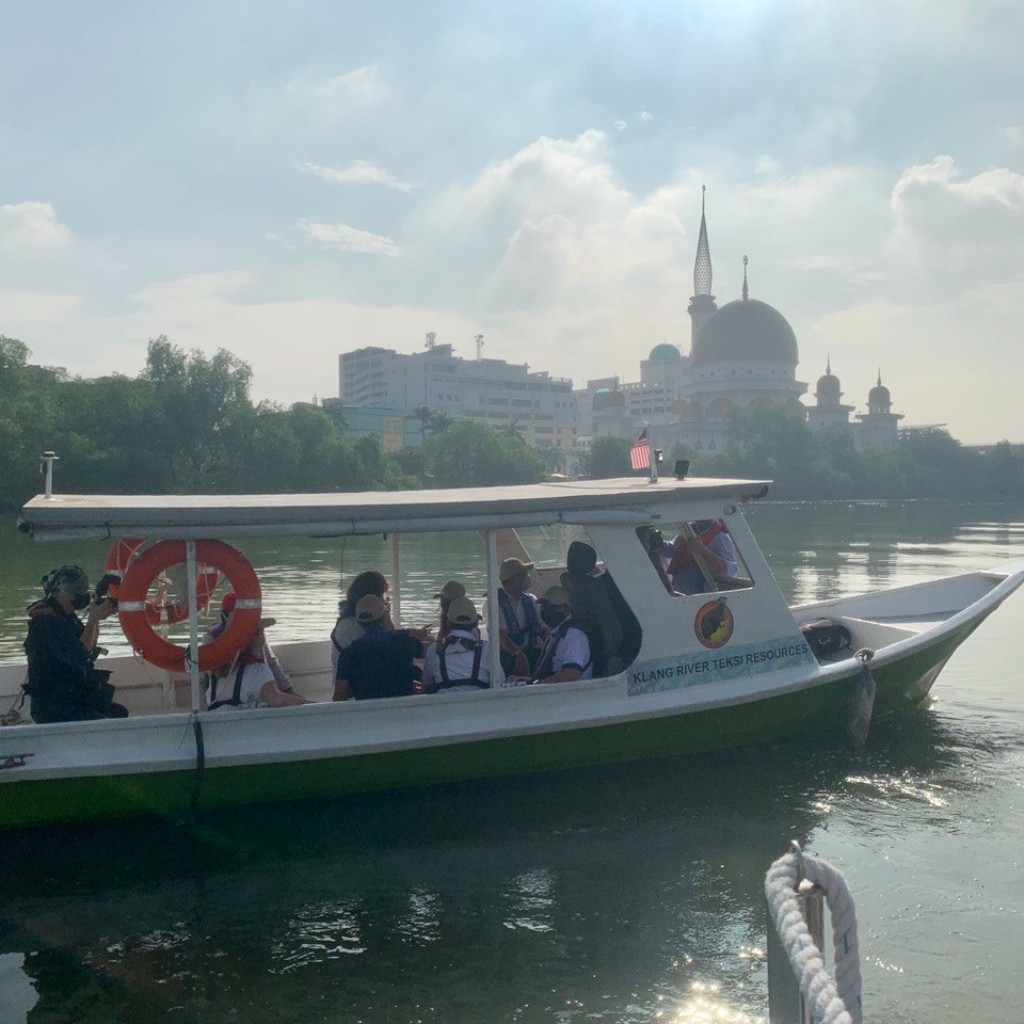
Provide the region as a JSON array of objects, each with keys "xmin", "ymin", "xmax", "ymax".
[{"xmin": 577, "ymin": 192, "xmax": 906, "ymax": 456}]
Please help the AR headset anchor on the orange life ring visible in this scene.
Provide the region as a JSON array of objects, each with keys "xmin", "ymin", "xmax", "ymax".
[
  {"xmin": 118, "ymin": 540, "xmax": 262, "ymax": 672},
  {"xmin": 104, "ymin": 537, "xmax": 220, "ymax": 625}
]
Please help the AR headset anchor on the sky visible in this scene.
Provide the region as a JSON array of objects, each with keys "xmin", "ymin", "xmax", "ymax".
[{"xmin": 1, "ymin": 0, "xmax": 1022, "ymax": 443}]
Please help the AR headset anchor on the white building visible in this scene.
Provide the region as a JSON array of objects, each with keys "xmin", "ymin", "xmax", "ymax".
[{"xmin": 338, "ymin": 339, "xmax": 577, "ymax": 452}]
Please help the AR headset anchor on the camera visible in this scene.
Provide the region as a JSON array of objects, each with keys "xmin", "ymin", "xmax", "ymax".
[{"xmin": 94, "ymin": 573, "xmax": 120, "ymax": 610}]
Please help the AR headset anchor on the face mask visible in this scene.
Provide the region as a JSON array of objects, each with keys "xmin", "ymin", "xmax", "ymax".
[
  {"xmin": 540, "ymin": 606, "xmax": 566, "ymax": 628},
  {"xmin": 72, "ymin": 592, "xmax": 92, "ymax": 611}
]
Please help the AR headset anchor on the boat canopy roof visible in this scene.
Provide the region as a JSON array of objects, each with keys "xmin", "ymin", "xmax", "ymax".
[{"xmin": 18, "ymin": 476, "xmax": 772, "ymax": 541}]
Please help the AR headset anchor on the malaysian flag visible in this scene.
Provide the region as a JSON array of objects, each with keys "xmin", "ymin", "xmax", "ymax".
[{"xmin": 630, "ymin": 428, "xmax": 651, "ymax": 471}]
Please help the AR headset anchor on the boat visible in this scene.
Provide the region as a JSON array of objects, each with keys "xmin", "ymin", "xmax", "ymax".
[{"xmin": 2, "ymin": 474, "xmax": 1022, "ymax": 831}]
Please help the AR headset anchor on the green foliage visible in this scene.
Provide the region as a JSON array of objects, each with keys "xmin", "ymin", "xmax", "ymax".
[
  {"xmin": 587, "ymin": 436, "xmax": 635, "ymax": 479},
  {"xmin": 3, "ymin": 332, "xmax": 1022, "ymax": 506},
  {"xmin": 690, "ymin": 406, "xmax": 1024, "ymax": 500},
  {"xmin": 423, "ymin": 420, "xmax": 545, "ymax": 487}
]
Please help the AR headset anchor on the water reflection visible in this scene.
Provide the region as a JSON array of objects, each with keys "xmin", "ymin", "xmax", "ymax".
[
  {"xmin": 2, "ymin": 500, "xmax": 1024, "ymax": 1022},
  {"xmin": 0, "ymin": 706, "xmax": 1003, "ymax": 1024}
]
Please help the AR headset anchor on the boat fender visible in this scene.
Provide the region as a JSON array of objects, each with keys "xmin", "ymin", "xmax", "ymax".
[
  {"xmin": 104, "ymin": 537, "xmax": 221, "ymax": 625},
  {"xmin": 846, "ymin": 649, "xmax": 876, "ymax": 750},
  {"xmin": 118, "ymin": 540, "xmax": 262, "ymax": 673}
]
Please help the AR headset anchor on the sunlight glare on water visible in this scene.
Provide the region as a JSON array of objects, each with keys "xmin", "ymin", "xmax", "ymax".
[{"xmin": 2, "ymin": 500, "xmax": 1024, "ymax": 1023}]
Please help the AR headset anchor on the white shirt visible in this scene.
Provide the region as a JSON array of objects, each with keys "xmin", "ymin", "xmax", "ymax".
[
  {"xmin": 208, "ymin": 660, "xmax": 275, "ymax": 709},
  {"xmin": 422, "ymin": 629, "xmax": 505, "ymax": 692},
  {"xmin": 540, "ymin": 623, "xmax": 593, "ymax": 681}
]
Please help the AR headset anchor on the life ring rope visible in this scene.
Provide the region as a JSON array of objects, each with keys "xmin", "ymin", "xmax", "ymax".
[{"xmin": 118, "ymin": 540, "xmax": 262, "ymax": 673}]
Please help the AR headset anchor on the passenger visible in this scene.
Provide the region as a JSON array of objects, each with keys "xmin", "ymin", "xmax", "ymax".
[
  {"xmin": 331, "ymin": 570, "xmax": 391, "ymax": 674},
  {"xmin": 433, "ymin": 579, "xmax": 466, "ymax": 641},
  {"xmin": 560, "ymin": 540, "xmax": 624, "ymax": 675},
  {"xmin": 334, "ymin": 595, "xmax": 425, "ymax": 701},
  {"xmin": 204, "ymin": 591, "xmax": 294, "ymax": 692},
  {"xmin": 488, "ymin": 557, "xmax": 546, "ymax": 677},
  {"xmin": 207, "ymin": 620, "xmax": 311, "ymax": 710},
  {"xmin": 23, "ymin": 565, "xmax": 129, "ymax": 723},
  {"xmin": 422, "ymin": 597, "xmax": 505, "ymax": 693},
  {"xmin": 532, "ymin": 586, "xmax": 593, "ymax": 684},
  {"xmin": 637, "ymin": 526, "xmax": 676, "ymax": 594},
  {"xmin": 667, "ymin": 520, "xmax": 739, "ymax": 594}
]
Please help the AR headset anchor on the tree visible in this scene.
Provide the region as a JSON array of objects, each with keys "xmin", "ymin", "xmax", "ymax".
[
  {"xmin": 141, "ymin": 336, "xmax": 254, "ymax": 490},
  {"xmin": 588, "ymin": 436, "xmax": 634, "ymax": 479},
  {"xmin": 423, "ymin": 420, "xmax": 545, "ymax": 487}
]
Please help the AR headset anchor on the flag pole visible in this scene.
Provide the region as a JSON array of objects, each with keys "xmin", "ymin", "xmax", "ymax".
[{"xmin": 647, "ymin": 422, "xmax": 658, "ymax": 484}]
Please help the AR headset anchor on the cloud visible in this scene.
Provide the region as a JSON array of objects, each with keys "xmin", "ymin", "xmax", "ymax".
[
  {"xmin": 888, "ymin": 155, "xmax": 1024, "ymax": 287},
  {"xmin": 0, "ymin": 202, "xmax": 71, "ymax": 250},
  {"xmin": 639, "ymin": 111, "xmax": 654, "ymax": 123},
  {"xmin": 296, "ymin": 160, "xmax": 416, "ymax": 192},
  {"xmin": 296, "ymin": 219, "xmax": 400, "ymax": 256},
  {"xmin": 288, "ymin": 65, "xmax": 388, "ymax": 108},
  {"xmin": 614, "ymin": 120, "xmax": 627, "ymax": 132}
]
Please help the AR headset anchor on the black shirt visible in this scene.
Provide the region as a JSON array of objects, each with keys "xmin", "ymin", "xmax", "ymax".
[
  {"xmin": 336, "ymin": 628, "xmax": 422, "ymax": 700},
  {"xmin": 24, "ymin": 602, "xmax": 93, "ymax": 722}
]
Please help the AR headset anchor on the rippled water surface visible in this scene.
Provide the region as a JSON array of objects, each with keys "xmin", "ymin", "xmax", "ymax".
[{"xmin": 2, "ymin": 500, "xmax": 1023, "ymax": 1024}]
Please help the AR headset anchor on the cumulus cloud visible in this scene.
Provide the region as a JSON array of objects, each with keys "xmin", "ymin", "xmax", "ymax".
[
  {"xmin": 296, "ymin": 160, "xmax": 416, "ymax": 191},
  {"xmin": 297, "ymin": 219, "xmax": 400, "ymax": 256},
  {"xmin": 0, "ymin": 201, "xmax": 71, "ymax": 249},
  {"xmin": 639, "ymin": 111, "xmax": 654, "ymax": 123},
  {"xmin": 888, "ymin": 155, "xmax": 1024, "ymax": 287},
  {"xmin": 614, "ymin": 120, "xmax": 627, "ymax": 132}
]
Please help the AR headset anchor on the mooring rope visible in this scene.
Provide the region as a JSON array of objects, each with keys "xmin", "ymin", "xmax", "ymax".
[{"xmin": 764, "ymin": 843, "xmax": 863, "ymax": 1024}]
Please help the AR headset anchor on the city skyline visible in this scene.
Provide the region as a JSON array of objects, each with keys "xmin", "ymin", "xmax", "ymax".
[{"xmin": 1, "ymin": 2, "xmax": 1021, "ymax": 444}]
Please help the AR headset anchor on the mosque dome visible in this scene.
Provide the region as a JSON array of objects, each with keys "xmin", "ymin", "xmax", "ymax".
[
  {"xmin": 592, "ymin": 387, "xmax": 625, "ymax": 413},
  {"xmin": 816, "ymin": 361, "xmax": 841, "ymax": 401},
  {"xmin": 868, "ymin": 376, "xmax": 892, "ymax": 411},
  {"xmin": 692, "ymin": 298, "xmax": 798, "ymax": 366},
  {"xmin": 648, "ymin": 342, "xmax": 682, "ymax": 362}
]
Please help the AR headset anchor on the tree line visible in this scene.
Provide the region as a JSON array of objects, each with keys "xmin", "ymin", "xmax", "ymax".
[
  {"xmin": 587, "ymin": 405, "xmax": 1024, "ymax": 499},
  {"xmin": 0, "ymin": 335, "xmax": 545, "ymax": 510},
  {"xmin": 3, "ymin": 334, "xmax": 1020, "ymax": 509}
]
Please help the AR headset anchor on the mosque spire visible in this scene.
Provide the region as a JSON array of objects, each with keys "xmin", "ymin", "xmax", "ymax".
[
  {"xmin": 742, "ymin": 254, "xmax": 749, "ymax": 301},
  {"xmin": 693, "ymin": 184, "xmax": 713, "ymax": 296},
  {"xmin": 826, "ymin": 355, "xmax": 832, "ymax": 374}
]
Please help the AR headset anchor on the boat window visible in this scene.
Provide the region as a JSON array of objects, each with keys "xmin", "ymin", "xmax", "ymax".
[{"xmin": 636, "ymin": 521, "xmax": 753, "ymax": 596}]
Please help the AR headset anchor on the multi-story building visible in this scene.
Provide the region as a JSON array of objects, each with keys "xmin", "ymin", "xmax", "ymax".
[{"xmin": 338, "ymin": 340, "xmax": 577, "ymax": 452}]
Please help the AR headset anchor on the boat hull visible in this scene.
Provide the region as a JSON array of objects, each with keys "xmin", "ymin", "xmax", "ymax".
[{"xmin": 0, "ymin": 619, "xmax": 969, "ymax": 831}]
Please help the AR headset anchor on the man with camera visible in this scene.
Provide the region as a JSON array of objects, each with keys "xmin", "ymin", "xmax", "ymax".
[{"xmin": 23, "ymin": 565, "xmax": 128, "ymax": 723}]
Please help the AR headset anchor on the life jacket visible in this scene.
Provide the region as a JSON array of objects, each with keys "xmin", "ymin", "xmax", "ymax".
[
  {"xmin": 497, "ymin": 588, "xmax": 543, "ymax": 647},
  {"xmin": 206, "ymin": 659, "xmax": 246, "ymax": 708},
  {"xmin": 434, "ymin": 635, "xmax": 487, "ymax": 691},
  {"xmin": 534, "ymin": 617, "xmax": 593, "ymax": 681},
  {"xmin": 667, "ymin": 521, "xmax": 726, "ymax": 577}
]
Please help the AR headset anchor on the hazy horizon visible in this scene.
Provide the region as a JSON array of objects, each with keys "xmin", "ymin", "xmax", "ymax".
[{"xmin": 2, "ymin": 1, "xmax": 1021, "ymax": 443}]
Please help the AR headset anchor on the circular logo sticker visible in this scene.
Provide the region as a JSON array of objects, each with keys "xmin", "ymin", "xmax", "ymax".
[{"xmin": 694, "ymin": 598, "xmax": 734, "ymax": 649}]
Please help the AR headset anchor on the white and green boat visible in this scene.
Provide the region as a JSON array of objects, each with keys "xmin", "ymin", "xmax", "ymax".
[{"xmin": 2, "ymin": 474, "xmax": 1022, "ymax": 831}]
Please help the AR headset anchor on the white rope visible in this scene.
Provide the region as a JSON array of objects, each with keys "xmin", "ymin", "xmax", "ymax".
[{"xmin": 764, "ymin": 844, "xmax": 863, "ymax": 1024}]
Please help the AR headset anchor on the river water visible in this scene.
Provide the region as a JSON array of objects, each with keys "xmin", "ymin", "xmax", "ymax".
[{"xmin": 1, "ymin": 500, "xmax": 1023, "ymax": 1024}]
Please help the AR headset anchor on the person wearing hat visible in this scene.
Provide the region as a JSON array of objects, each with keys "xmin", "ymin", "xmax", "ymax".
[
  {"xmin": 433, "ymin": 579, "xmax": 466, "ymax": 642},
  {"xmin": 532, "ymin": 586, "xmax": 593, "ymax": 684},
  {"xmin": 203, "ymin": 591, "xmax": 295, "ymax": 693},
  {"xmin": 333, "ymin": 594, "xmax": 427, "ymax": 701},
  {"xmin": 207, "ymin": 617, "xmax": 311, "ymax": 710},
  {"xmin": 422, "ymin": 597, "xmax": 505, "ymax": 693},
  {"xmin": 560, "ymin": 540, "xmax": 625, "ymax": 676},
  {"xmin": 330, "ymin": 570, "xmax": 393, "ymax": 675},
  {"xmin": 485, "ymin": 557, "xmax": 545, "ymax": 677},
  {"xmin": 23, "ymin": 564, "xmax": 128, "ymax": 722}
]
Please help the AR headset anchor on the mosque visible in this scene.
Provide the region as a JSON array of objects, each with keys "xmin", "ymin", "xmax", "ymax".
[{"xmin": 575, "ymin": 193, "xmax": 904, "ymax": 456}]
